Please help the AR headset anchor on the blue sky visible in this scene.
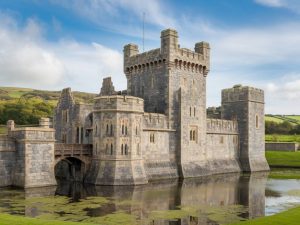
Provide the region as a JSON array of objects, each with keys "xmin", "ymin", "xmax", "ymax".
[{"xmin": 0, "ymin": 0, "xmax": 300, "ymax": 114}]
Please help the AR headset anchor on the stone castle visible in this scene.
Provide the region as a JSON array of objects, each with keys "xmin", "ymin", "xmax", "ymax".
[{"xmin": 0, "ymin": 29, "xmax": 269, "ymax": 188}]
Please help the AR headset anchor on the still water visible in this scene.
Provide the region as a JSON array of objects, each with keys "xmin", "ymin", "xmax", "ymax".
[{"xmin": 1, "ymin": 172, "xmax": 300, "ymax": 224}]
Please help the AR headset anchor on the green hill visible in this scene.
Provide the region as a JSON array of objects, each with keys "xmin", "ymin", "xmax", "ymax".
[
  {"xmin": 0, "ymin": 87, "xmax": 97, "ymax": 127},
  {"xmin": 265, "ymin": 114, "xmax": 300, "ymax": 126},
  {"xmin": 0, "ymin": 87, "xmax": 97, "ymax": 105}
]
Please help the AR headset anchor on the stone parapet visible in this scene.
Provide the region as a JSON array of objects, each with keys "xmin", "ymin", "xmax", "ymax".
[
  {"xmin": 94, "ymin": 95, "xmax": 144, "ymax": 113},
  {"xmin": 206, "ymin": 119, "xmax": 238, "ymax": 134}
]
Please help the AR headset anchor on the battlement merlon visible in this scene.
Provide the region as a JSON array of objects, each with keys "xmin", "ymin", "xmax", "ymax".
[
  {"xmin": 94, "ymin": 95, "xmax": 144, "ymax": 113},
  {"xmin": 123, "ymin": 28, "xmax": 210, "ymax": 76},
  {"xmin": 222, "ymin": 85, "xmax": 264, "ymax": 104}
]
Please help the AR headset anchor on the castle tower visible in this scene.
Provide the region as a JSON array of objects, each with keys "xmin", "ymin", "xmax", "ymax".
[
  {"xmin": 221, "ymin": 85, "xmax": 270, "ymax": 172},
  {"xmin": 88, "ymin": 95, "xmax": 148, "ymax": 185},
  {"xmin": 123, "ymin": 29, "xmax": 211, "ymax": 178}
]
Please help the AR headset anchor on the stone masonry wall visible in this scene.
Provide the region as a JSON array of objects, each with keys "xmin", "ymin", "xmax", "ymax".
[{"xmin": 0, "ymin": 135, "xmax": 15, "ymax": 187}]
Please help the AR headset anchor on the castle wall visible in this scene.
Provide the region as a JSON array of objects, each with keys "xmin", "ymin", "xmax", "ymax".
[
  {"xmin": 206, "ymin": 119, "xmax": 241, "ymax": 173},
  {"xmin": 141, "ymin": 113, "xmax": 178, "ymax": 180},
  {"xmin": 10, "ymin": 128, "xmax": 56, "ymax": 188},
  {"xmin": 0, "ymin": 135, "xmax": 15, "ymax": 187}
]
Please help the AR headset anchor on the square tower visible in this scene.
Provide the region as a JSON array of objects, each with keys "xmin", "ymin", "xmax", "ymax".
[
  {"xmin": 124, "ymin": 29, "xmax": 211, "ymax": 177},
  {"xmin": 221, "ymin": 85, "xmax": 269, "ymax": 172}
]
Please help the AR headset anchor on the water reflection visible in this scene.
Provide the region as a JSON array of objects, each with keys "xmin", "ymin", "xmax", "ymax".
[{"xmin": 4, "ymin": 172, "xmax": 271, "ymax": 224}]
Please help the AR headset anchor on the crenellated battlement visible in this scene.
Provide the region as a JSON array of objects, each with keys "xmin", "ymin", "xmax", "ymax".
[
  {"xmin": 222, "ymin": 85, "xmax": 264, "ymax": 104},
  {"xmin": 206, "ymin": 119, "xmax": 238, "ymax": 134},
  {"xmin": 124, "ymin": 29, "xmax": 210, "ymax": 76}
]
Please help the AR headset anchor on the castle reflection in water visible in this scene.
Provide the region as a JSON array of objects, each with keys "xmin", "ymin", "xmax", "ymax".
[{"xmin": 23, "ymin": 172, "xmax": 268, "ymax": 225}]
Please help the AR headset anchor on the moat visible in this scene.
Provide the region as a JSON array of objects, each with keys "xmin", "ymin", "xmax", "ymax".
[{"xmin": 1, "ymin": 171, "xmax": 300, "ymax": 225}]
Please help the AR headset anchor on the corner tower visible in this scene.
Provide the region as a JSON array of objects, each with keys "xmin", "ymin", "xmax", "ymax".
[
  {"xmin": 124, "ymin": 29, "xmax": 211, "ymax": 177},
  {"xmin": 221, "ymin": 85, "xmax": 270, "ymax": 172},
  {"xmin": 87, "ymin": 95, "xmax": 148, "ymax": 185}
]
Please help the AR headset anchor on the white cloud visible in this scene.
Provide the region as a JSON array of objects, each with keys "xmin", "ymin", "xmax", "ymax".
[
  {"xmin": 49, "ymin": 0, "xmax": 176, "ymax": 36},
  {"xmin": 254, "ymin": 0, "xmax": 300, "ymax": 13},
  {"xmin": 0, "ymin": 13, "xmax": 124, "ymax": 92}
]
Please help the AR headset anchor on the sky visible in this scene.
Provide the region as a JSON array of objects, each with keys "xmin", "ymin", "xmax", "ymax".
[{"xmin": 0, "ymin": 0, "xmax": 300, "ymax": 114}]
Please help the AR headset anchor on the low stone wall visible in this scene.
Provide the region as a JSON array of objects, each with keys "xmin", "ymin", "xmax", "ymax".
[{"xmin": 265, "ymin": 142, "xmax": 299, "ymax": 152}]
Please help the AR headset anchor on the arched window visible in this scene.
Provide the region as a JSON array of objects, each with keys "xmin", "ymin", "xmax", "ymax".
[
  {"xmin": 106, "ymin": 124, "xmax": 109, "ymax": 135},
  {"xmin": 194, "ymin": 107, "xmax": 196, "ymax": 117},
  {"xmin": 121, "ymin": 144, "xmax": 124, "ymax": 155},
  {"xmin": 106, "ymin": 143, "xmax": 108, "ymax": 154},
  {"xmin": 110, "ymin": 124, "xmax": 113, "ymax": 136},
  {"xmin": 125, "ymin": 144, "xmax": 128, "ymax": 155},
  {"xmin": 125, "ymin": 126, "xmax": 128, "ymax": 135},
  {"xmin": 122, "ymin": 125, "xmax": 124, "ymax": 135},
  {"xmin": 110, "ymin": 144, "xmax": 113, "ymax": 155},
  {"xmin": 190, "ymin": 130, "xmax": 193, "ymax": 141},
  {"xmin": 190, "ymin": 107, "xmax": 192, "ymax": 116},
  {"xmin": 136, "ymin": 126, "xmax": 138, "ymax": 135}
]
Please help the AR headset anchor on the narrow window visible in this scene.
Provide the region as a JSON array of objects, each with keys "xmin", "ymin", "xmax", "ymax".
[
  {"xmin": 137, "ymin": 143, "xmax": 140, "ymax": 155},
  {"xmin": 192, "ymin": 130, "xmax": 196, "ymax": 141},
  {"xmin": 190, "ymin": 107, "xmax": 192, "ymax": 116},
  {"xmin": 76, "ymin": 127, "xmax": 79, "ymax": 143},
  {"xmin": 81, "ymin": 127, "xmax": 84, "ymax": 143},
  {"xmin": 121, "ymin": 144, "xmax": 124, "ymax": 155},
  {"xmin": 110, "ymin": 144, "xmax": 113, "ymax": 155},
  {"xmin": 95, "ymin": 125, "xmax": 98, "ymax": 136},
  {"xmin": 106, "ymin": 124, "xmax": 109, "ymax": 135},
  {"xmin": 190, "ymin": 130, "xmax": 193, "ymax": 141},
  {"xmin": 125, "ymin": 126, "xmax": 128, "ymax": 135},
  {"xmin": 194, "ymin": 107, "xmax": 196, "ymax": 117},
  {"xmin": 110, "ymin": 124, "xmax": 113, "ymax": 136},
  {"xmin": 122, "ymin": 125, "xmax": 124, "ymax": 135},
  {"xmin": 256, "ymin": 115, "xmax": 259, "ymax": 128},
  {"xmin": 125, "ymin": 144, "xmax": 128, "ymax": 155},
  {"xmin": 136, "ymin": 126, "xmax": 138, "ymax": 135},
  {"xmin": 106, "ymin": 143, "xmax": 108, "ymax": 154}
]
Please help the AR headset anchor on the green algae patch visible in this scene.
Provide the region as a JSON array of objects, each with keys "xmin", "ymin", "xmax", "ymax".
[
  {"xmin": 287, "ymin": 189, "xmax": 300, "ymax": 197},
  {"xmin": 85, "ymin": 212, "xmax": 138, "ymax": 225},
  {"xmin": 147, "ymin": 205, "xmax": 247, "ymax": 224},
  {"xmin": 229, "ymin": 206, "xmax": 300, "ymax": 225}
]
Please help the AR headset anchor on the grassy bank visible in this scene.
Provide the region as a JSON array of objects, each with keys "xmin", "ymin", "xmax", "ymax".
[
  {"xmin": 0, "ymin": 214, "xmax": 94, "ymax": 225},
  {"xmin": 230, "ymin": 206, "xmax": 300, "ymax": 225},
  {"xmin": 266, "ymin": 151, "xmax": 300, "ymax": 168}
]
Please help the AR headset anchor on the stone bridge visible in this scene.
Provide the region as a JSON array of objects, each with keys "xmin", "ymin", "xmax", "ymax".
[{"xmin": 54, "ymin": 143, "xmax": 93, "ymax": 181}]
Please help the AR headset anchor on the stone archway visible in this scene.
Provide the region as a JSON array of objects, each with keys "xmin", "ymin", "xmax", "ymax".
[{"xmin": 55, "ymin": 157, "xmax": 86, "ymax": 182}]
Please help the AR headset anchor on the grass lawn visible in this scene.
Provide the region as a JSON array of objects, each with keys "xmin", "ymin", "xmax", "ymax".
[
  {"xmin": 0, "ymin": 214, "xmax": 95, "ymax": 225},
  {"xmin": 266, "ymin": 151, "xmax": 300, "ymax": 168},
  {"xmin": 285, "ymin": 115, "xmax": 300, "ymax": 123},
  {"xmin": 230, "ymin": 206, "xmax": 300, "ymax": 225},
  {"xmin": 265, "ymin": 134, "xmax": 300, "ymax": 142}
]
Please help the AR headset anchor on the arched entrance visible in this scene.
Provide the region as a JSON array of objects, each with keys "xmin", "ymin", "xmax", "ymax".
[{"xmin": 55, "ymin": 157, "xmax": 86, "ymax": 182}]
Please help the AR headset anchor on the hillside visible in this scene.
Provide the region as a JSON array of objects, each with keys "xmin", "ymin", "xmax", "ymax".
[
  {"xmin": 265, "ymin": 114, "xmax": 300, "ymax": 126},
  {"xmin": 0, "ymin": 87, "xmax": 97, "ymax": 127},
  {"xmin": 0, "ymin": 87, "xmax": 97, "ymax": 105}
]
